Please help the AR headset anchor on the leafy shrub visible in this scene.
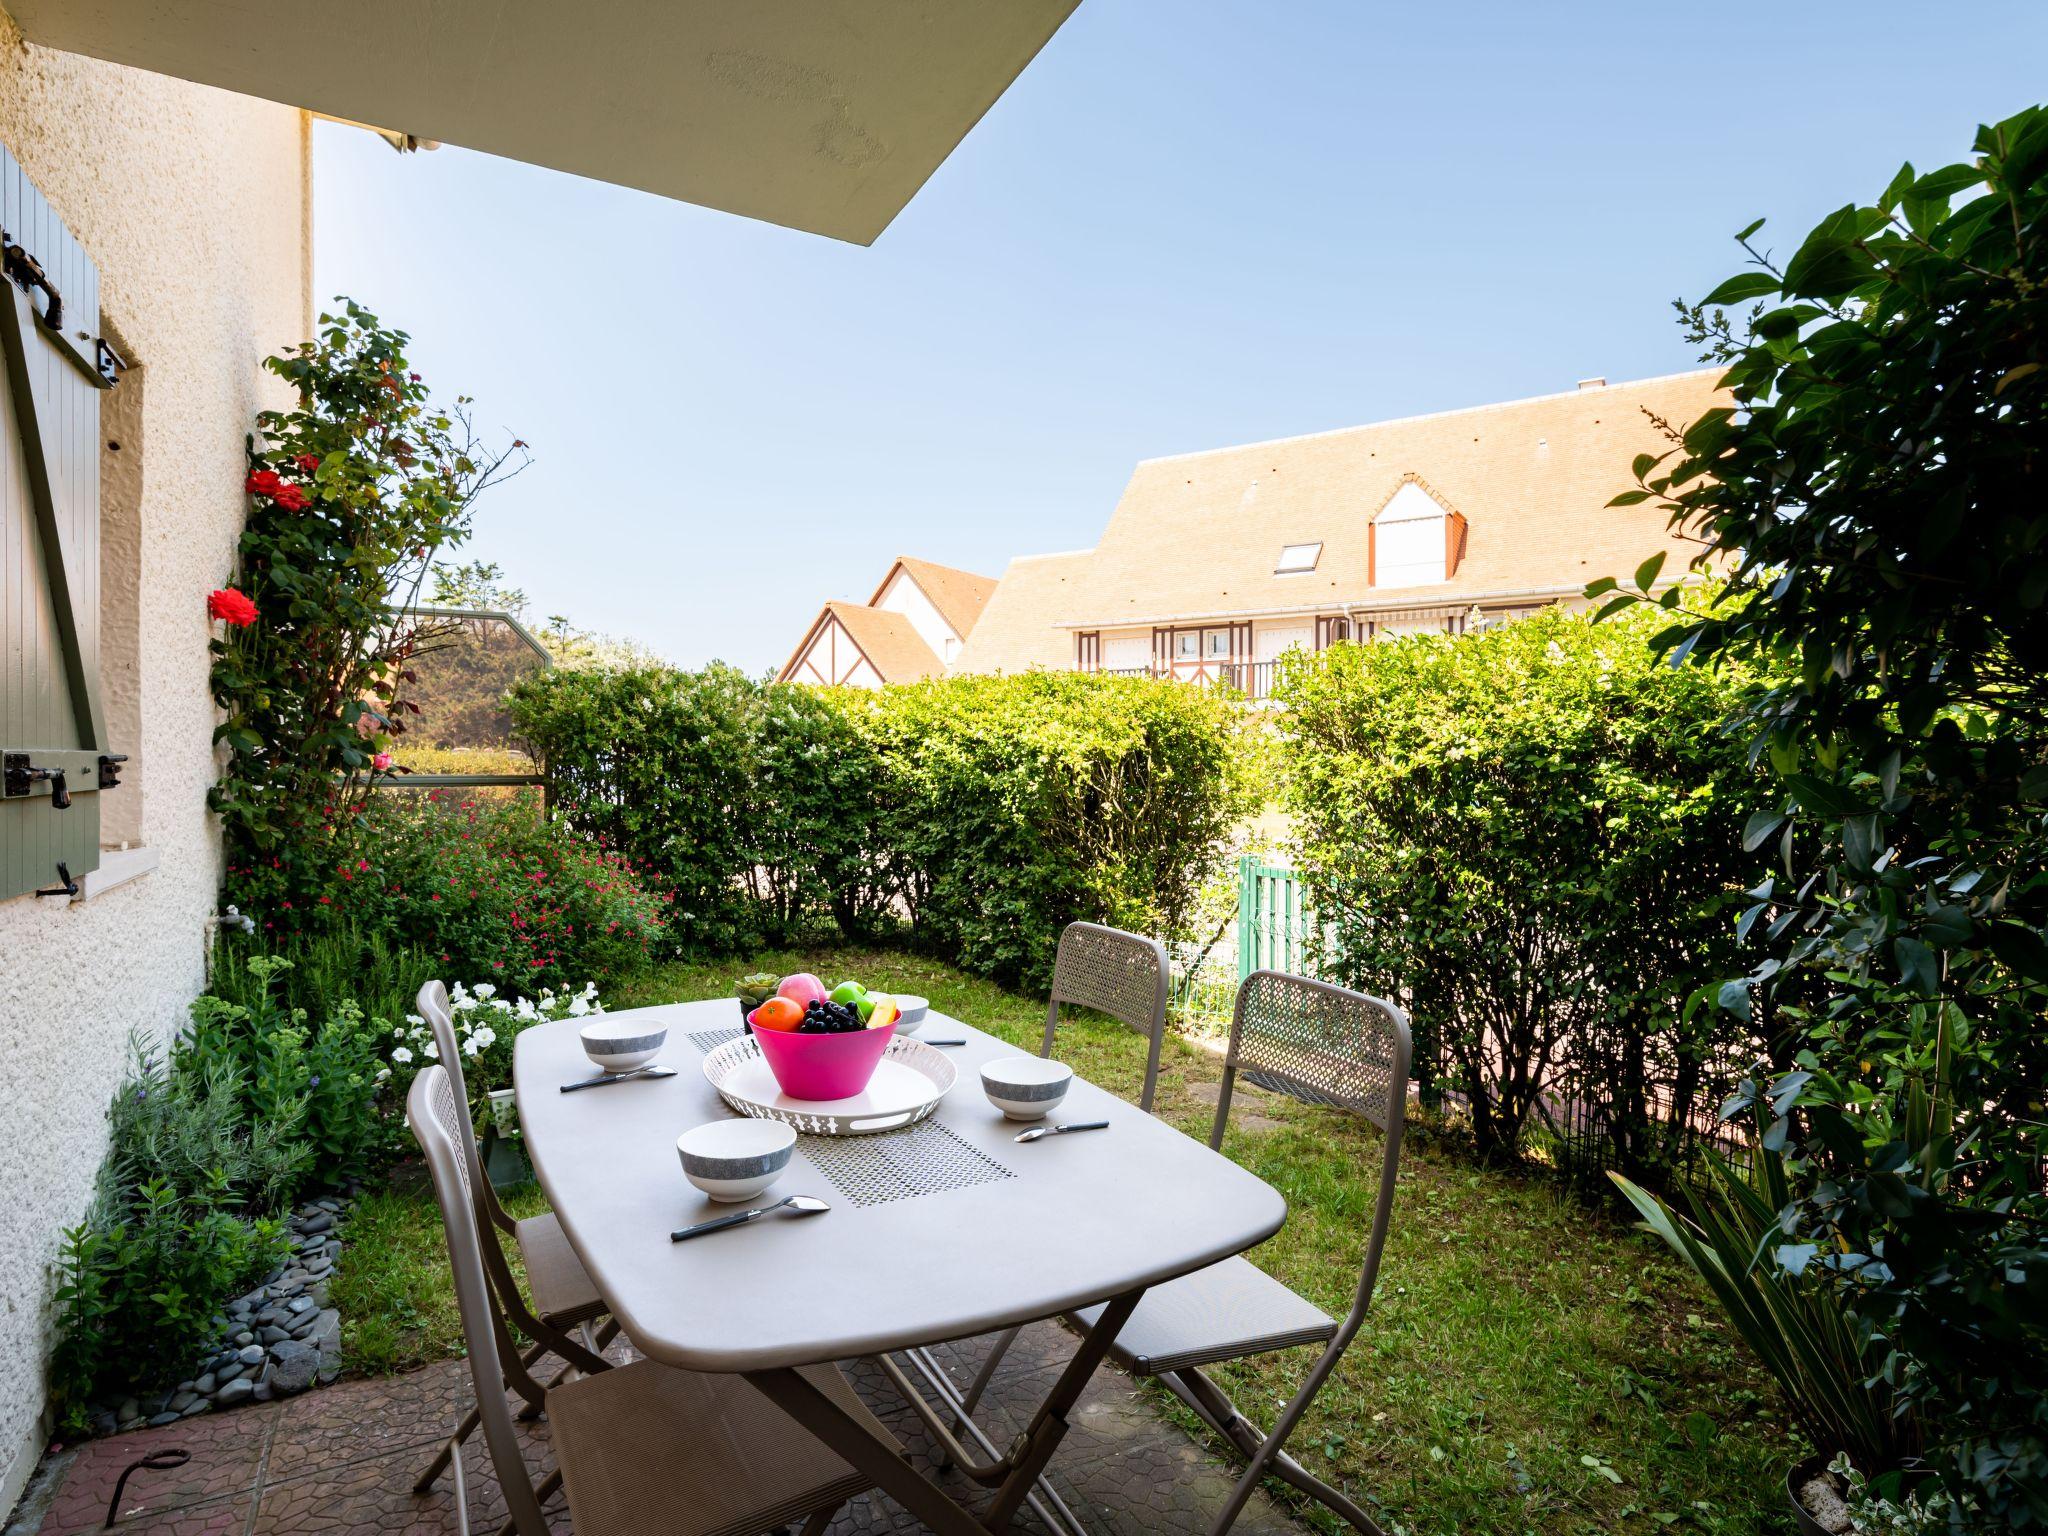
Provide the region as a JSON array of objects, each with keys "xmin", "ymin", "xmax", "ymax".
[
  {"xmin": 50, "ymin": 1044, "xmax": 294, "ymax": 1420},
  {"xmin": 514, "ymin": 666, "xmax": 1254, "ymax": 989},
  {"xmin": 848, "ymin": 672, "xmax": 1255, "ymax": 988},
  {"xmin": 1598, "ymin": 106, "xmax": 2048, "ymax": 1518},
  {"xmin": 508, "ymin": 663, "xmax": 765, "ymax": 950},
  {"xmin": 1280, "ymin": 605, "xmax": 1762, "ymax": 1170},
  {"xmin": 182, "ymin": 955, "xmax": 389, "ymax": 1189},
  {"xmin": 330, "ymin": 789, "xmax": 669, "ymax": 990},
  {"xmin": 212, "ymin": 300, "xmax": 527, "ymax": 921}
]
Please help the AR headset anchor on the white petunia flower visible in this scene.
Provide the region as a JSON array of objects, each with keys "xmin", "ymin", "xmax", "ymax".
[
  {"xmin": 473, "ymin": 982, "xmax": 497, "ymax": 999},
  {"xmin": 423, "ymin": 1040, "xmax": 439, "ymax": 1059},
  {"xmin": 391, "ymin": 1046, "xmax": 414, "ymax": 1064},
  {"xmin": 462, "ymin": 1036, "xmax": 483, "ymax": 1057},
  {"xmin": 568, "ymin": 997, "xmax": 590, "ymax": 1017},
  {"xmin": 473, "ymin": 1027, "xmax": 496, "ymax": 1049}
]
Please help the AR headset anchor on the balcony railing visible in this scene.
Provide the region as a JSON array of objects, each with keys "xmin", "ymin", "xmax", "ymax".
[{"xmin": 1091, "ymin": 660, "xmax": 1284, "ymax": 699}]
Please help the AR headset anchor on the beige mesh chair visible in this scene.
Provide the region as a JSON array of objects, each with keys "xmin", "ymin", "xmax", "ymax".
[
  {"xmin": 944, "ymin": 923, "xmax": 1170, "ymax": 1436},
  {"xmin": 408, "ymin": 1063, "xmax": 894, "ymax": 1536},
  {"xmin": 1070, "ymin": 969, "xmax": 1411, "ymax": 1536},
  {"xmin": 412, "ymin": 980, "xmax": 616, "ymax": 1494},
  {"xmin": 1040, "ymin": 921, "xmax": 1171, "ymax": 1111}
]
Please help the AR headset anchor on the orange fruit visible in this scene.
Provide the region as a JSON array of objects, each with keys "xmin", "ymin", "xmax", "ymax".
[{"xmin": 752, "ymin": 996, "xmax": 804, "ymax": 1032}]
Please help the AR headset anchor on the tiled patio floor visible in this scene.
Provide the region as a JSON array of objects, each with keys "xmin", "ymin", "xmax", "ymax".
[{"xmin": 8, "ymin": 1321, "xmax": 1307, "ymax": 1535}]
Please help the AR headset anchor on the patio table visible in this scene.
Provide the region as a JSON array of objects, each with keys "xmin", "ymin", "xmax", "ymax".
[{"xmin": 515, "ymin": 998, "xmax": 1287, "ymax": 1536}]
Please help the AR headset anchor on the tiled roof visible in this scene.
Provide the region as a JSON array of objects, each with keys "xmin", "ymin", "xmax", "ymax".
[
  {"xmin": 948, "ymin": 551, "xmax": 1097, "ymax": 674},
  {"xmin": 954, "ymin": 370, "xmax": 1728, "ymax": 671},
  {"xmin": 879, "ymin": 557, "xmax": 1000, "ymax": 639},
  {"xmin": 823, "ymin": 601, "xmax": 946, "ymax": 682}
]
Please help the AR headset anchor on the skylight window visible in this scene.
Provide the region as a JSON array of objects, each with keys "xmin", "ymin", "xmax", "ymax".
[{"xmin": 1275, "ymin": 542, "xmax": 1322, "ymax": 574}]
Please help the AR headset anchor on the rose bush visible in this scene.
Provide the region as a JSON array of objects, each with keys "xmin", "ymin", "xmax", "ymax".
[{"xmin": 212, "ymin": 300, "xmax": 527, "ymax": 923}]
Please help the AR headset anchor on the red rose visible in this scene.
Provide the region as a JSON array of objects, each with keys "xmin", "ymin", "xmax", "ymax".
[
  {"xmin": 207, "ymin": 588, "xmax": 258, "ymax": 627},
  {"xmin": 270, "ymin": 483, "xmax": 310, "ymax": 512},
  {"xmin": 293, "ymin": 453, "xmax": 321, "ymax": 473},
  {"xmin": 245, "ymin": 469, "xmax": 283, "ymax": 498}
]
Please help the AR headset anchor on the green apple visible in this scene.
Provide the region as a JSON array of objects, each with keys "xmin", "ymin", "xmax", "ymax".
[
  {"xmin": 855, "ymin": 995, "xmax": 877, "ymax": 1022},
  {"xmin": 829, "ymin": 980, "xmax": 867, "ymax": 1007}
]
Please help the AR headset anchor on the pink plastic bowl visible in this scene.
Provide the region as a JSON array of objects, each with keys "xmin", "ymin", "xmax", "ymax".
[{"xmin": 749, "ymin": 1019, "xmax": 896, "ymax": 1101}]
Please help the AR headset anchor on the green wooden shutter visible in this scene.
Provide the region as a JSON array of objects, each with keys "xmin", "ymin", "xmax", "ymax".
[{"xmin": 0, "ymin": 144, "xmax": 120, "ymax": 901}]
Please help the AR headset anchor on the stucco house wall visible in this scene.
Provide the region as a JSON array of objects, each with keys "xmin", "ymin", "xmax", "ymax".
[{"xmin": 0, "ymin": 12, "xmax": 310, "ymax": 1508}]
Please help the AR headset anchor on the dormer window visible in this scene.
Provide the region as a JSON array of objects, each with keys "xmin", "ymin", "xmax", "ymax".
[
  {"xmin": 1274, "ymin": 541, "xmax": 1322, "ymax": 574},
  {"xmin": 1369, "ymin": 479, "xmax": 1467, "ymax": 587}
]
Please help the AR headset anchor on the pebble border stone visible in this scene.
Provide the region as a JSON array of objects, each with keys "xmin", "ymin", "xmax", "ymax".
[{"xmin": 89, "ymin": 1187, "xmax": 354, "ymax": 1437}]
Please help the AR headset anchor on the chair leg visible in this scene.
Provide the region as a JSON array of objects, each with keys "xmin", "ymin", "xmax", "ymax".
[
  {"xmin": 797, "ymin": 1506, "xmax": 837, "ymax": 1536},
  {"xmin": 495, "ymin": 1469, "xmax": 563, "ymax": 1536},
  {"xmin": 1163, "ymin": 1365, "xmax": 1385, "ymax": 1536},
  {"xmin": 417, "ymin": 1337, "xmax": 554, "ymax": 1493}
]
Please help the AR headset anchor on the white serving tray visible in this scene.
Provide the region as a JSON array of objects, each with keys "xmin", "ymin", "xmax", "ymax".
[{"xmin": 702, "ymin": 1033, "xmax": 957, "ymax": 1136}]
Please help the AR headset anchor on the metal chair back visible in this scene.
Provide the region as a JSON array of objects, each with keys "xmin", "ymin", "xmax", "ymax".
[
  {"xmin": 416, "ymin": 981, "xmax": 517, "ymax": 1237},
  {"xmin": 1041, "ymin": 922, "xmax": 1170, "ymax": 1111},
  {"xmin": 408, "ymin": 1065, "xmax": 552, "ymax": 1536},
  {"xmin": 1214, "ymin": 970, "xmax": 1410, "ymax": 1330}
]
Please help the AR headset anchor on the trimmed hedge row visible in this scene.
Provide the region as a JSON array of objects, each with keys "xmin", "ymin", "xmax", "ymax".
[
  {"xmin": 1278, "ymin": 604, "xmax": 1765, "ymax": 1177},
  {"xmin": 508, "ymin": 667, "xmax": 1254, "ymax": 989}
]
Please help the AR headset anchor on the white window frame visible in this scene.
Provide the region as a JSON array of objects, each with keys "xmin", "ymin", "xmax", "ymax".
[{"xmin": 1274, "ymin": 541, "xmax": 1322, "ymax": 575}]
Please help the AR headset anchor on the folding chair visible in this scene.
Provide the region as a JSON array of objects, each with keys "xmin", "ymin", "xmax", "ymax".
[
  {"xmin": 945, "ymin": 923, "xmax": 1170, "ymax": 1436},
  {"xmin": 408, "ymin": 1063, "xmax": 894, "ymax": 1536},
  {"xmin": 1067, "ymin": 969, "xmax": 1411, "ymax": 1536},
  {"xmin": 412, "ymin": 980, "xmax": 618, "ymax": 1494}
]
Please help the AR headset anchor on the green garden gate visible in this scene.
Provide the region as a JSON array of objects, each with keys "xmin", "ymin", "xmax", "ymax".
[{"xmin": 1236, "ymin": 855, "xmax": 1316, "ymax": 981}]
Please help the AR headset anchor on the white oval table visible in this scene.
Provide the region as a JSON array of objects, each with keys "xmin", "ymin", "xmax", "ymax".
[{"xmin": 516, "ymin": 997, "xmax": 1288, "ymax": 1534}]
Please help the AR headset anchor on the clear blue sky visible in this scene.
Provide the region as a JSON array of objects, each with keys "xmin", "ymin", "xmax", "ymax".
[{"xmin": 314, "ymin": 1, "xmax": 2048, "ymax": 673}]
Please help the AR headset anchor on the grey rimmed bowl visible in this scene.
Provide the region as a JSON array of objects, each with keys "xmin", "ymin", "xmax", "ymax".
[
  {"xmin": 980, "ymin": 1057, "xmax": 1073, "ymax": 1121},
  {"xmin": 578, "ymin": 1017, "xmax": 668, "ymax": 1074},
  {"xmin": 676, "ymin": 1119, "xmax": 796, "ymax": 1203}
]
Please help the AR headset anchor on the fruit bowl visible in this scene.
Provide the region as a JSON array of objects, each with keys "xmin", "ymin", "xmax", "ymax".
[{"xmin": 750, "ymin": 1020, "xmax": 897, "ymax": 1101}]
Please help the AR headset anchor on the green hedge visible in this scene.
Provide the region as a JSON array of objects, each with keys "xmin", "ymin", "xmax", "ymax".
[
  {"xmin": 509, "ymin": 667, "xmax": 1253, "ymax": 989},
  {"xmin": 1278, "ymin": 605, "xmax": 1763, "ymax": 1174}
]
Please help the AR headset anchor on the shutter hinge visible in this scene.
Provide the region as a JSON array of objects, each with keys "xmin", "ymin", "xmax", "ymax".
[
  {"xmin": 1, "ymin": 231, "xmax": 62, "ymax": 330},
  {"xmin": 35, "ymin": 861, "xmax": 79, "ymax": 898},
  {"xmin": 99, "ymin": 752, "xmax": 128, "ymax": 789}
]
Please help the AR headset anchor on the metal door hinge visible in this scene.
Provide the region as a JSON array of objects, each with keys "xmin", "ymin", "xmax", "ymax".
[{"xmin": 99, "ymin": 752, "xmax": 128, "ymax": 789}]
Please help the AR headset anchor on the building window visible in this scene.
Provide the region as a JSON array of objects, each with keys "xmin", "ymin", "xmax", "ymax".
[
  {"xmin": 1175, "ymin": 631, "xmax": 1200, "ymax": 659},
  {"xmin": 1274, "ymin": 541, "xmax": 1322, "ymax": 574},
  {"xmin": 1205, "ymin": 630, "xmax": 1232, "ymax": 658},
  {"xmin": 1372, "ymin": 481, "xmax": 1454, "ymax": 587}
]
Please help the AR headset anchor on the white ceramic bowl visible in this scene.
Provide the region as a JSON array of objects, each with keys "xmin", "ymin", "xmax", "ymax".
[
  {"xmin": 980, "ymin": 1057, "xmax": 1073, "ymax": 1121},
  {"xmin": 579, "ymin": 1017, "xmax": 668, "ymax": 1074},
  {"xmin": 676, "ymin": 1118, "xmax": 796, "ymax": 1203},
  {"xmin": 891, "ymin": 995, "xmax": 929, "ymax": 1034}
]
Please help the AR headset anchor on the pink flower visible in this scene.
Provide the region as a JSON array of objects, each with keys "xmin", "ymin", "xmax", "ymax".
[{"xmin": 371, "ymin": 751, "xmax": 393, "ymax": 771}]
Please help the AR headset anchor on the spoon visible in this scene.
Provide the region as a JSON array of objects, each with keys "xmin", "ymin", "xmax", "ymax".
[
  {"xmin": 671, "ymin": 1194, "xmax": 831, "ymax": 1243},
  {"xmin": 1014, "ymin": 1120, "xmax": 1110, "ymax": 1144},
  {"xmin": 561, "ymin": 1064, "xmax": 676, "ymax": 1093}
]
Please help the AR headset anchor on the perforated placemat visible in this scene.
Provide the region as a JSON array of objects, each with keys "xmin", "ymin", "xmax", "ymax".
[
  {"xmin": 803, "ymin": 1120, "xmax": 1015, "ymax": 1209},
  {"xmin": 686, "ymin": 1027, "xmax": 744, "ymax": 1054}
]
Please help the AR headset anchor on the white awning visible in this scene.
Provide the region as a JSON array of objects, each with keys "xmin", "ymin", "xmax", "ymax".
[{"xmin": 7, "ymin": 0, "xmax": 1080, "ymax": 245}]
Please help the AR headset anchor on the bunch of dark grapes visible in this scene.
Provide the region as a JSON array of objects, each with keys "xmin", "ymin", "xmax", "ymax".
[{"xmin": 796, "ymin": 999, "xmax": 865, "ymax": 1035}]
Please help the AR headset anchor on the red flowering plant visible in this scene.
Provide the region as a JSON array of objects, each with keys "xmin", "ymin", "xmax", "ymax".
[
  {"xmin": 212, "ymin": 300, "xmax": 528, "ymax": 923},
  {"xmin": 207, "ymin": 588, "xmax": 258, "ymax": 627},
  {"xmin": 324, "ymin": 788, "xmax": 669, "ymax": 991}
]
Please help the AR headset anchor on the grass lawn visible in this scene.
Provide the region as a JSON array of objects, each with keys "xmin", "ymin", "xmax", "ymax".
[{"xmin": 337, "ymin": 947, "xmax": 1797, "ymax": 1536}]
